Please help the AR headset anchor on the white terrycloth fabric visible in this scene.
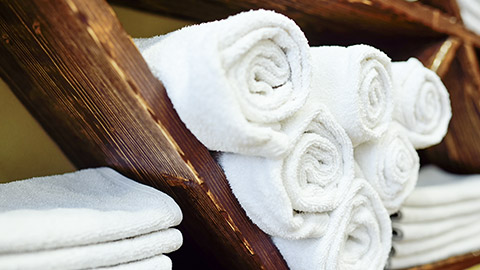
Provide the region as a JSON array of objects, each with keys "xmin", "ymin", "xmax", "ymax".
[
  {"xmin": 354, "ymin": 123, "xmax": 419, "ymax": 214},
  {"xmin": 100, "ymin": 255, "xmax": 172, "ymax": 270},
  {"xmin": 0, "ymin": 229, "xmax": 182, "ymax": 270},
  {"xmin": 393, "ymin": 166, "xmax": 480, "ymax": 222},
  {"xmin": 457, "ymin": 0, "xmax": 480, "ymax": 35},
  {"xmin": 390, "ymin": 233, "xmax": 480, "ymax": 269},
  {"xmin": 393, "ymin": 212, "xmax": 480, "ymax": 241},
  {"xmin": 403, "ymin": 165, "xmax": 480, "ymax": 206},
  {"xmin": 389, "ymin": 166, "xmax": 480, "ymax": 269},
  {"xmin": 310, "ymin": 45, "xmax": 393, "ymax": 147},
  {"xmin": 392, "ymin": 217, "xmax": 480, "ymax": 258},
  {"xmin": 354, "ymin": 161, "xmax": 365, "ymax": 178},
  {"xmin": 135, "ymin": 9, "xmax": 311, "ymax": 158},
  {"xmin": 391, "ymin": 58, "xmax": 452, "ymax": 149},
  {"xmin": 0, "ymin": 168, "xmax": 182, "ymax": 253},
  {"xmin": 219, "ymin": 103, "xmax": 354, "ymax": 239},
  {"xmin": 273, "ymin": 179, "xmax": 392, "ymax": 270},
  {"xmin": 397, "ymin": 198, "xmax": 480, "ymax": 223}
]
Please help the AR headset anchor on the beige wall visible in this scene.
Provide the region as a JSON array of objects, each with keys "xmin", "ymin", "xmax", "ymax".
[{"xmin": 0, "ymin": 5, "xmax": 191, "ymax": 183}]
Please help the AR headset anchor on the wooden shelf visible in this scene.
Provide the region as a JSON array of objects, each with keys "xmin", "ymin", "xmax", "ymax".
[{"xmin": 1, "ymin": 0, "xmax": 480, "ymax": 269}]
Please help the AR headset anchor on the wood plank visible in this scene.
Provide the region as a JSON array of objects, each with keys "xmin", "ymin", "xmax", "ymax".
[
  {"xmin": 0, "ymin": 0, "xmax": 288, "ymax": 269},
  {"xmin": 416, "ymin": 36, "xmax": 461, "ymax": 78},
  {"xmin": 405, "ymin": 251, "xmax": 480, "ymax": 270},
  {"xmin": 419, "ymin": 0, "xmax": 463, "ymax": 23},
  {"xmin": 109, "ymin": 0, "xmax": 480, "ymax": 47}
]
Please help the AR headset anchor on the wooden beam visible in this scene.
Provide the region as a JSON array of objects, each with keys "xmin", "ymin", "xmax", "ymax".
[
  {"xmin": 406, "ymin": 251, "xmax": 480, "ymax": 270},
  {"xmin": 0, "ymin": 0, "xmax": 287, "ymax": 269},
  {"xmin": 109, "ymin": 0, "xmax": 480, "ymax": 47}
]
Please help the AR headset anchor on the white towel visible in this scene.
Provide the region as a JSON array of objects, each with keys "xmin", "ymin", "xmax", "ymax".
[
  {"xmin": 310, "ymin": 45, "xmax": 393, "ymax": 147},
  {"xmin": 354, "ymin": 123, "xmax": 419, "ymax": 214},
  {"xmin": 397, "ymin": 198, "xmax": 480, "ymax": 223},
  {"xmin": 273, "ymin": 179, "xmax": 392, "ymax": 270},
  {"xmin": 391, "ymin": 58, "xmax": 452, "ymax": 149},
  {"xmin": 0, "ymin": 229, "xmax": 182, "ymax": 270},
  {"xmin": 393, "ymin": 166, "xmax": 480, "ymax": 222},
  {"xmin": 135, "ymin": 9, "xmax": 311, "ymax": 158},
  {"xmin": 393, "ymin": 212, "xmax": 480, "ymax": 241},
  {"xmin": 390, "ymin": 231, "xmax": 480, "ymax": 269},
  {"xmin": 392, "ymin": 218, "xmax": 480, "ymax": 258},
  {"xmin": 403, "ymin": 165, "xmax": 480, "ymax": 206},
  {"xmin": 457, "ymin": 0, "xmax": 480, "ymax": 35},
  {"xmin": 219, "ymin": 104, "xmax": 354, "ymax": 239},
  {"xmin": 100, "ymin": 255, "xmax": 172, "ymax": 270},
  {"xmin": 0, "ymin": 168, "xmax": 182, "ymax": 253}
]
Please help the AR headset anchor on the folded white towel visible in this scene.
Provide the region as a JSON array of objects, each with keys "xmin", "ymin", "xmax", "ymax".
[
  {"xmin": 0, "ymin": 229, "xmax": 182, "ymax": 270},
  {"xmin": 392, "ymin": 218, "xmax": 480, "ymax": 258},
  {"xmin": 457, "ymin": 0, "xmax": 480, "ymax": 35},
  {"xmin": 396, "ymin": 198, "xmax": 480, "ymax": 223},
  {"xmin": 219, "ymin": 104, "xmax": 354, "ymax": 239},
  {"xmin": 310, "ymin": 45, "xmax": 393, "ymax": 146},
  {"xmin": 393, "ymin": 212, "xmax": 480, "ymax": 241},
  {"xmin": 135, "ymin": 9, "xmax": 311, "ymax": 158},
  {"xmin": 100, "ymin": 255, "xmax": 172, "ymax": 270},
  {"xmin": 390, "ymin": 230, "xmax": 480, "ymax": 269},
  {"xmin": 354, "ymin": 123, "xmax": 419, "ymax": 214},
  {"xmin": 273, "ymin": 179, "xmax": 391, "ymax": 270},
  {"xmin": 403, "ymin": 165, "xmax": 480, "ymax": 206},
  {"xmin": 0, "ymin": 168, "xmax": 182, "ymax": 253},
  {"xmin": 391, "ymin": 58, "xmax": 451, "ymax": 149}
]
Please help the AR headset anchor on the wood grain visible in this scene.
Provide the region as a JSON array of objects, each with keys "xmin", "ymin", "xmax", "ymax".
[
  {"xmin": 109, "ymin": 0, "xmax": 480, "ymax": 46},
  {"xmin": 0, "ymin": 0, "xmax": 287, "ymax": 269},
  {"xmin": 405, "ymin": 251, "xmax": 480, "ymax": 270}
]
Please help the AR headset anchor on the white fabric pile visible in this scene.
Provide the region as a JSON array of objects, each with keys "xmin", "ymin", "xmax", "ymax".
[
  {"xmin": 389, "ymin": 165, "xmax": 480, "ymax": 269},
  {"xmin": 136, "ymin": 9, "xmax": 452, "ymax": 270},
  {"xmin": 0, "ymin": 168, "xmax": 183, "ymax": 270}
]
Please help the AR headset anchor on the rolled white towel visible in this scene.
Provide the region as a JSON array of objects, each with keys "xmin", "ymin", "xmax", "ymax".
[
  {"xmin": 135, "ymin": 9, "xmax": 311, "ymax": 158},
  {"xmin": 0, "ymin": 168, "xmax": 182, "ymax": 253},
  {"xmin": 354, "ymin": 123, "xmax": 419, "ymax": 214},
  {"xmin": 392, "ymin": 212, "xmax": 480, "ymax": 241},
  {"xmin": 219, "ymin": 104, "xmax": 354, "ymax": 239},
  {"xmin": 310, "ymin": 44, "xmax": 393, "ymax": 146},
  {"xmin": 100, "ymin": 255, "xmax": 172, "ymax": 270},
  {"xmin": 403, "ymin": 165, "xmax": 480, "ymax": 207},
  {"xmin": 457, "ymin": 0, "xmax": 480, "ymax": 35},
  {"xmin": 273, "ymin": 179, "xmax": 392, "ymax": 270},
  {"xmin": 391, "ymin": 58, "xmax": 452, "ymax": 149},
  {"xmin": 0, "ymin": 229, "xmax": 182, "ymax": 270}
]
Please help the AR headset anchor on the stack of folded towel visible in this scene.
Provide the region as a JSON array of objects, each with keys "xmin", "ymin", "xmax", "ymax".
[
  {"xmin": 457, "ymin": 0, "xmax": 480, "ymax": 36},
  {"xmin": 0, "ymin": 168, "xmax": 183, "ymax": 270},
  {"xmin": 389, "ymin": 165, "xmax": 480, "ymax": 269},
  {"xmin": 136, "ymin": 9, "xmax": 451, "ymax": 270}
]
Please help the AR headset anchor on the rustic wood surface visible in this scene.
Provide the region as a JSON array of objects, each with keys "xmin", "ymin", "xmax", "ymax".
[
  {"xmin": 0, "ymin": 0, "xmax": 288, "ymax": 269},
  {"xmin": 403, "ymin": 251, "xmax": 480, "ymax": 270},
  {"xmin": 109, "ymin": 0, "xmax": 480, "ymax": 46}
]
